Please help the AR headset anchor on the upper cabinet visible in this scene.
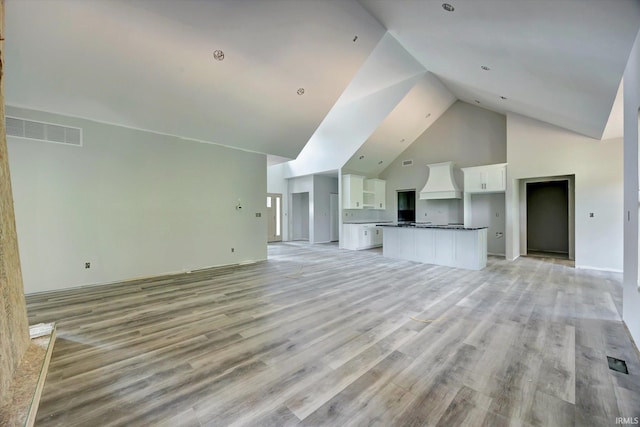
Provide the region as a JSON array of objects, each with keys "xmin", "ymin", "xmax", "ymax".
[
  {"xmin": 364, "ymin": 179, "xmax": 386, "ymax": 209},
  {"xmin": 342, "ymin": 175, "xmax": 386, "ymax": 210},
  {"xmin": 343, "ymin": 174, "xmax": 364, "ymax": 209},
  {"xmin": 462, "ymin": 163, "xmax": 507, "ymax": 193}
]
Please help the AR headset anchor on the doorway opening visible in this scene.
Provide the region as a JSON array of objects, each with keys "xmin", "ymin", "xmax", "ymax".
[
  {"xmin": 267, "ymin": 193, "xmax": 282, "ymax": 242},
  {"xmin": 397, "ymin": 190, "xmax": 416, "ymax": 224},
  {"xmin": 525, "ymin": 179, "xmax": 572, "ymax": 259},
  {"xmin": 291, "ymin": 192, "xmax": 310, "ymax": 241}
]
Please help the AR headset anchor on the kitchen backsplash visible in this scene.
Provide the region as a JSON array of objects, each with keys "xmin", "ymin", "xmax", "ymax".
[
  {"xmin": 343, "ymin": 209, "xmax": 390, "ymax": 223},
  {"xmin": 417, "ymin": 199, "xmax": 463, "ymax": 225}
]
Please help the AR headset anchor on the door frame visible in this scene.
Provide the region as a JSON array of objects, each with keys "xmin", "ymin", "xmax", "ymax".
[
  {"xmin": 519, "ymin": 175, "xmax": 575, "ymax": 260},
  {"xmin": 267, "ymin": 193, "xmax": 283, "ymax": 242}
]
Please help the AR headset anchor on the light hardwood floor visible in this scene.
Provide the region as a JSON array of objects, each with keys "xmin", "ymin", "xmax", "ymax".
[{"xmin": 26, "ymin": 242, "xmax": 640, "ymax": 426}]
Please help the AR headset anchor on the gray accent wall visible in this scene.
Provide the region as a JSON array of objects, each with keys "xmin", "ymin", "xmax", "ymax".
[
  {"xmin": 380, "ymin": 101, "xmax": 507, "ymax": 247},
  {"xmin": 6, "ymin": 106, "xmax": 267, "ymax": 294}
]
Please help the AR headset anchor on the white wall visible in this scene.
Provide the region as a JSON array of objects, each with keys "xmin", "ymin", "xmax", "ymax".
[
  {"xmin": 7, "ymin": 106, "xmax": 267, "ymax": 293},
  {"xmin": 379, "ymin": 101, "xmax": 507, "ymax": 246},
  {"xmin": 288, "ymin": 175, "xmax": 314, "ymax": 242},
  {"xmin": 623, "ymin": 29, "xmax": 640, "ymax": 346},
  {"xmin": 291, "ymin": 193, "xmax": 310, "ymax": 241},
  {"xmin": 283, "ymin": 174, "xmax": 338, "ymax": 244},
  {"xmin": 469, "ymin": 193, "xmax": 505, "ymax": 256},
  {"xmin": 269, "ymin": 168, "xmax": 339, "ymax": 244},
  {"xmin": 313, "ymin": 175, "xmax": 339, "ymax": 243},
  {"xmin": 505, "ymin": 113, "xmax": 623, "ymax": 271},
  {"xmin": 267, "ymin": 162, "xmax": 289, "ymax": 241}
]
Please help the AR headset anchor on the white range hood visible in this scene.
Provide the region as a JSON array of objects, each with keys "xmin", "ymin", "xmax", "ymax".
[{"xmin": 419, "ymin": 161, "xmax": 462, "ymax": 200}]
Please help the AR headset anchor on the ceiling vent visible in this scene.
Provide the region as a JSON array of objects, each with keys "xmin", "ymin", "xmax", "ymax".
[
  {"xmin": 5, "ymin": 117, "xmax": 82, "ymax": 146},
  {"xmin": 402, "ymin": 159, "xmax": 413, "ymax": 167}
]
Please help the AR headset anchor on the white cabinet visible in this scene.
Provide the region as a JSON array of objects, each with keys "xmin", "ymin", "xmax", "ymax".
[
  {"xmin": 383, "ymin": 227, "xmax": 487, "ymax": 270},
  {"xmin": 342, "ymin": 175, "xmax": 386, "ymax": 210},
  {"xmin": 462, "ymin": 163, "xmax": 507, "ymax": 193},
  {"xmin": 371, "ymin": 226, "xmax": 383, "ymax": 246},
  {"xmin": 342, "ymin": 224, "xmax": 383, "ymax": 250},
  {"xmin": 364, "ymin": 179, "xmax": 386, "ymax": 209},
  {"xmin": 342, "ymin": 174, "xmax": 364, "ymax": 209},
  {"xmin": 462, "ymin": 163, "xmax": 507, "ymax": 229}
]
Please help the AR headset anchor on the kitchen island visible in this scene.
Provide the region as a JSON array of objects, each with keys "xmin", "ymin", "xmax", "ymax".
[{"xmin": 379, "ymin": 224, "xmax": 487, "ymax": 270}]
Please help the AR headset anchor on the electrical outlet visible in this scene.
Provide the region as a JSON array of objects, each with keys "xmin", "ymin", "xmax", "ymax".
[
  {"xmin": 255, "ymin": 212, "xmax": 261, "ymax": 217},
  {"xmin": 85, "ymin": 262, "xmax": 91, "ymax": 269},
  {"xmin": 231, "ymin": 248, "xmax": 235, "ymax": 253}
]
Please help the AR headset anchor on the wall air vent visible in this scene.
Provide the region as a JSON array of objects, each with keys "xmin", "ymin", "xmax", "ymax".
[
  {"xmin": 5, "ymin": 117, "xmax": 82, "ymax": 147},
  {"xmin": 402, "ymin": 159, "xmax": 413, "ymax": 167}
]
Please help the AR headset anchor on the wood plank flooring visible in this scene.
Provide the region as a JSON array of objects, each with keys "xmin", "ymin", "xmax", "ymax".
[{"xmin": 25, "ymin": 242, "xmax": 640, "ymax": 426}]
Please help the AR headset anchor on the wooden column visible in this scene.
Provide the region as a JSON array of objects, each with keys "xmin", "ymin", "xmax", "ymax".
[{"xmin": 0, "ymin": 0, "xmax": 31, "ymax": 406}]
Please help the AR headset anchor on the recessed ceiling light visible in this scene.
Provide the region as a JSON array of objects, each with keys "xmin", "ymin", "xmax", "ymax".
[
  {"xmin": 500, "ymin": 96, "xmax": 508, "ymax": 100},
  {"xmin": 481, "ymin": 65, "xmax": 490, "ymax": 71},
  {"xmin": 378, "ymin": 160, "xmax": 383, "ymax": 165},
  {"xmin": 359, "ymin": 155, "xmax": 365, "ymax": 160},
  {"xmin": 442, "ymin": 3, "xmax": 455, "ymax": 12},
  {"xmin": 353, "ymin": 35, "xmax": 358, "ymax": 42},
  {"xmin": 297, "ymin": 88, "xmax": 305, "ymax": 96},
  {"xmin": 213, "ymin": 50, "xmax": 225, "ymax": 61},
  {"xmin": 474, "ymin": 100, "xmax": 481, "ymax": 104}
]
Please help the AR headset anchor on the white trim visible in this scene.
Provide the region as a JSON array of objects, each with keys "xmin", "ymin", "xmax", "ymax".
[
  {"xmin": 23, "ymin": 259, "xmax": 267, "ymax": 296},
  {"xmin": 576, "ymin": 265, "xmax": 623, "ymax": 273}
]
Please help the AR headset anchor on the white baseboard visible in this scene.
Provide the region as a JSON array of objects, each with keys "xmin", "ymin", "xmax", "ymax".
[
  {"xmin": 575, "ymin": 265, "xmax": 623, "ymax": 273},
  {"xmin": 25, "ymin": 258, "xmax": 268, "ymax": 296}
]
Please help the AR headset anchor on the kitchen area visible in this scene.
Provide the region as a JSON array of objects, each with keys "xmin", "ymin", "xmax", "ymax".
[{"xmin": 341, "ymin": 161, "xmax": 506, "ymax": 270}]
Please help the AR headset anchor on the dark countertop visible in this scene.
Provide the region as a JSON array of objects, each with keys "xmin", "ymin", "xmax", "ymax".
[
  {"xmin": 343, "ymin": 221, "xmax": 393, "ymax": 224},
  {"xmin": 377, "ymin": 224, "xmax": 488, "ymax": 231}
]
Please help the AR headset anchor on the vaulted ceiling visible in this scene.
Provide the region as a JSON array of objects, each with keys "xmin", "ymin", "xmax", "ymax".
[
  {"xmin": 5, "ymin": 0, "xmax": 640, "ymax": 174},
  {"xmin": 5, "ymin": 0, "xmax": 385, "ymax": 159}
]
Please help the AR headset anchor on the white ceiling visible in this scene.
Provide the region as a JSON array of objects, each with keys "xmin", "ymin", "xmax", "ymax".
[
  {"xmin": 5, "ymin": 0, "xmax": 385, "ymax": 159},
  {"xmin": 285, "ymin": 33, "xmax": 428, "ymax": 178},
  {"xmin": 359, "ymin": 0, "xmax": 640, "ymax": 140},
  {"xmin": 343, "ymin": 72, "xmax": 455, "ymax": 175},
  {"xmin": 5, "ymin": 0, "xmax": 640, "ymax": 168}
]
